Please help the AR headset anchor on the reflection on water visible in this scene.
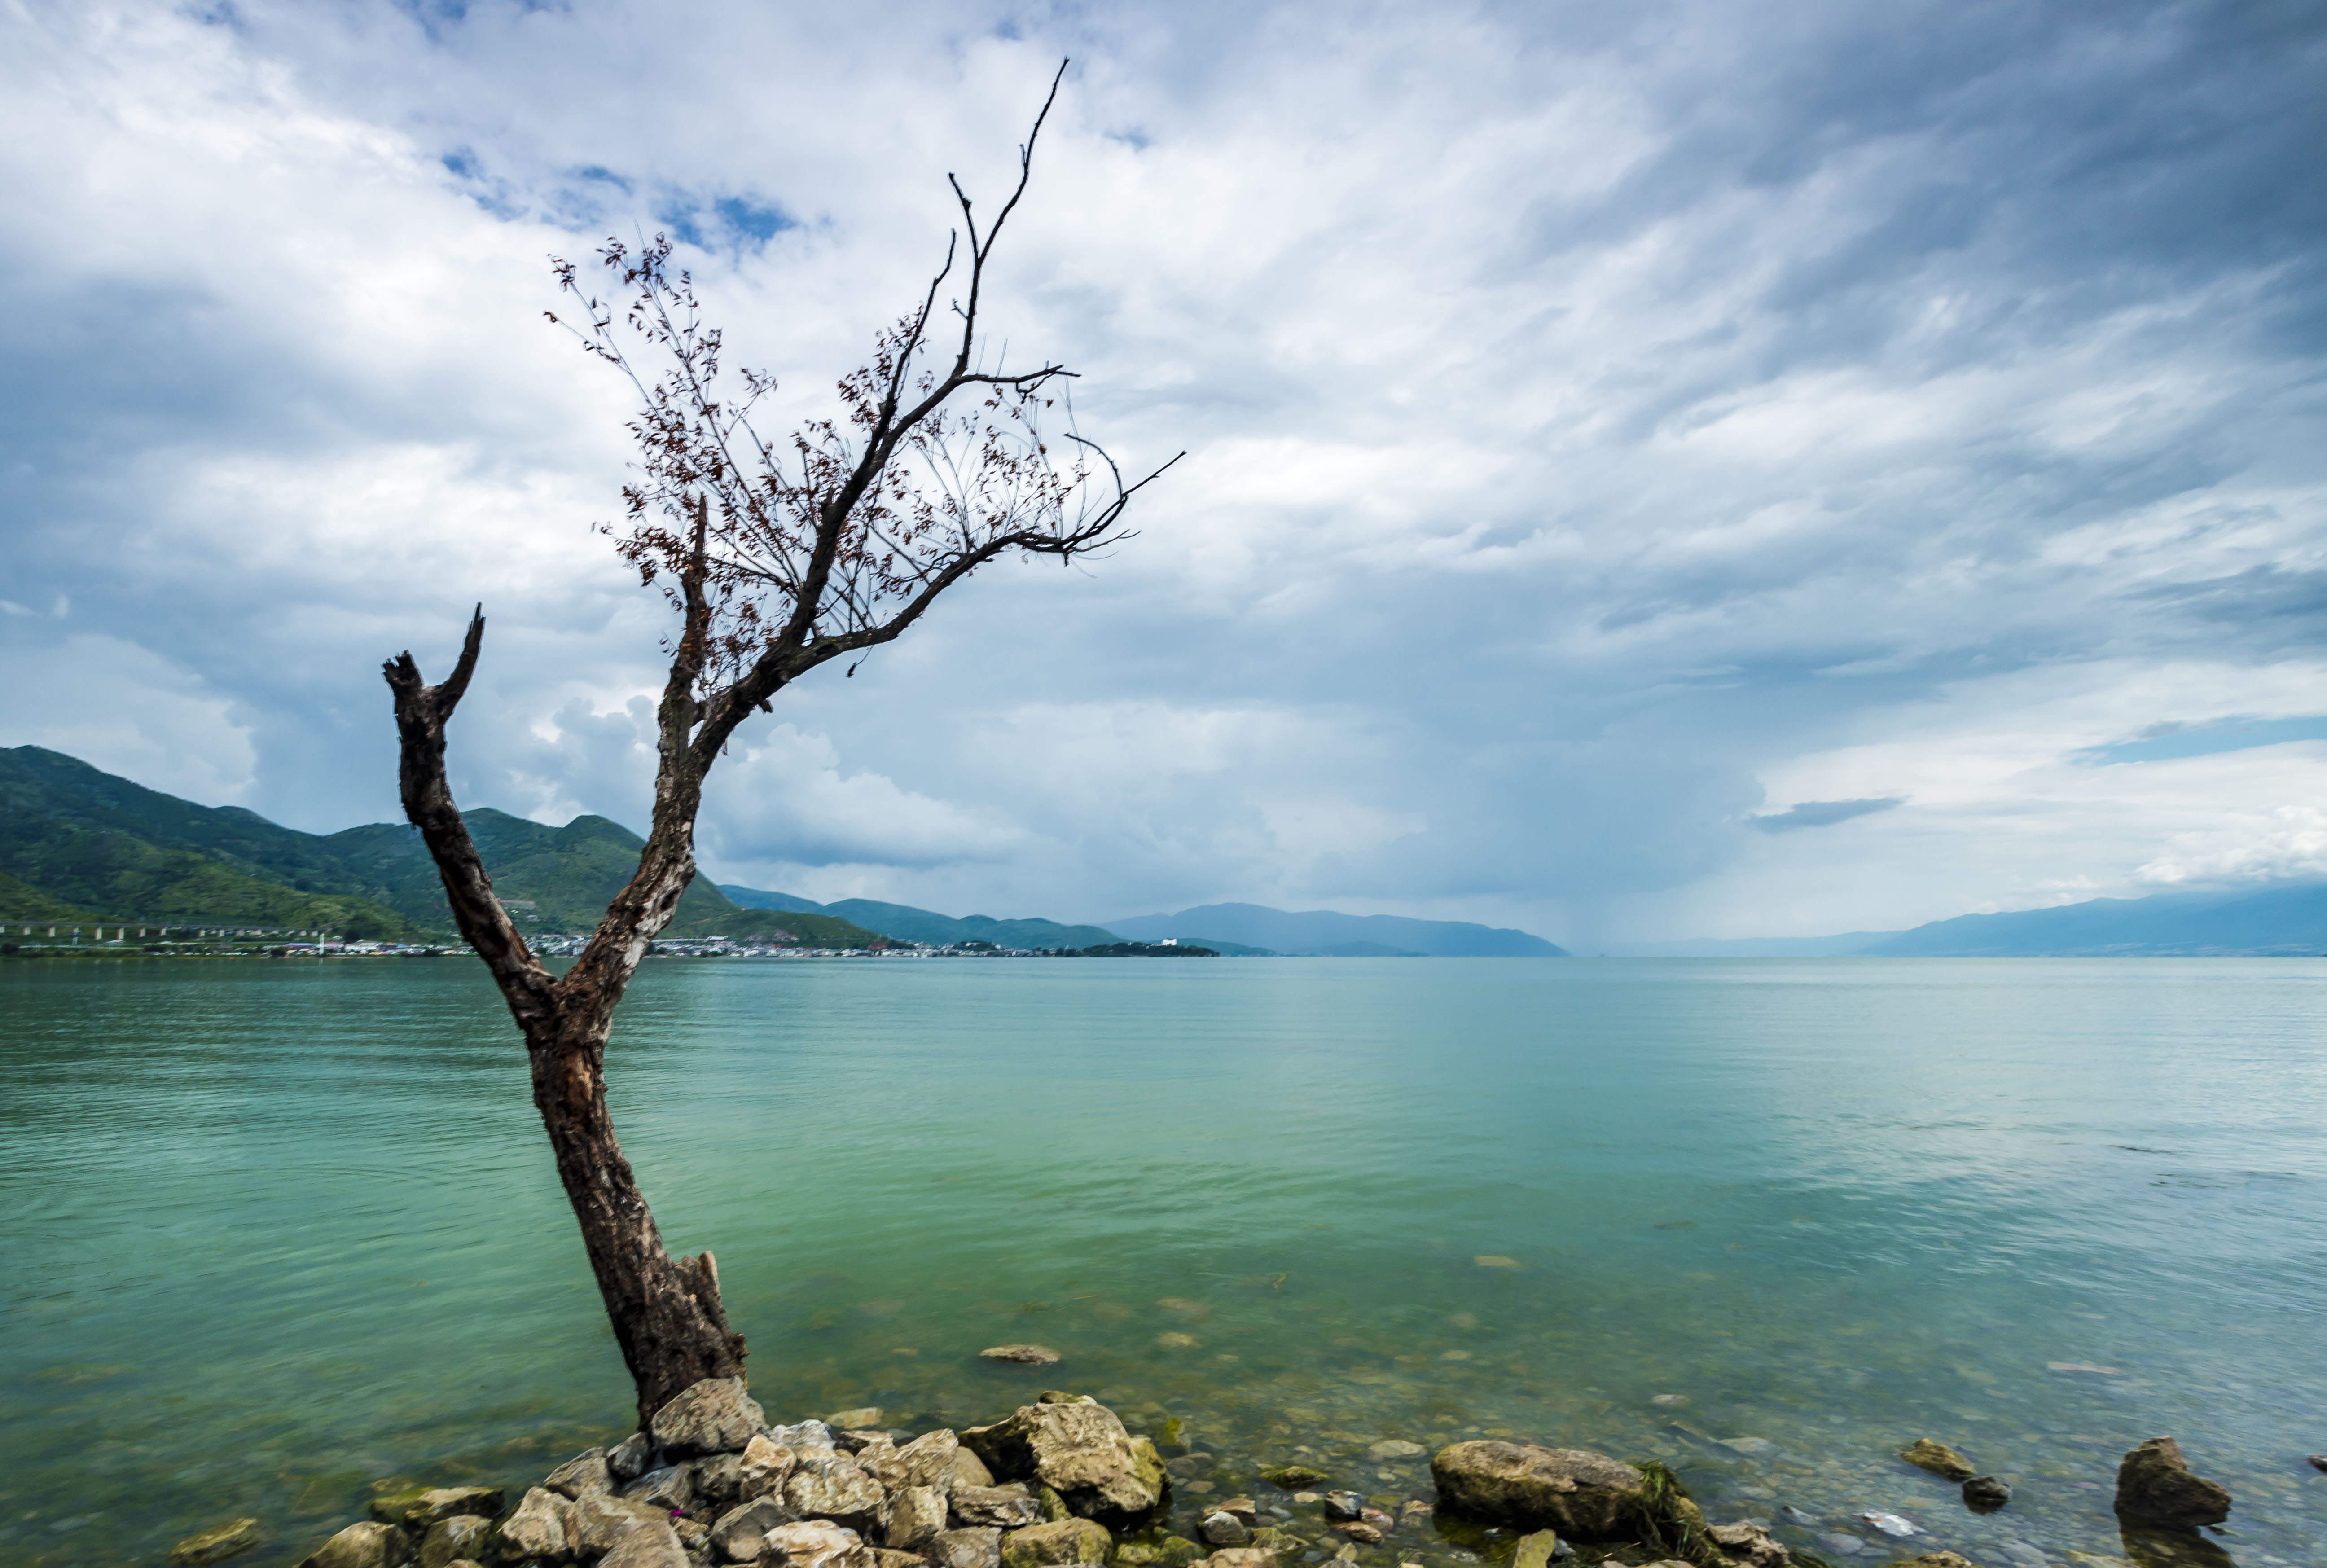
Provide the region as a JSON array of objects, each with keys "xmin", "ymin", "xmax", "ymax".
[{"xmin": 1, "ymin": 957, "xmax": 2322, "ymax": 1567}]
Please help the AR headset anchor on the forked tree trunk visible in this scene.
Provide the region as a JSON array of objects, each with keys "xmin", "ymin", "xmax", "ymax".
[{"xmin": 385, "ymin": 611, "xmax": 745, "ymax": 1430}]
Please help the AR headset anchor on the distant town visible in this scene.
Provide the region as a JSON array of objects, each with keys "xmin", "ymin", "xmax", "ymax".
[{"xmin": 0, "ymin": 923, "xmax": 1218, "ymax": 961}]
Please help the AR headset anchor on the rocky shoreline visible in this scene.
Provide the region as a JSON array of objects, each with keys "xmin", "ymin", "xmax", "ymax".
[{"xmin": 167, "ymin": 1379, "xmax": 2242, "ymax": 1568}]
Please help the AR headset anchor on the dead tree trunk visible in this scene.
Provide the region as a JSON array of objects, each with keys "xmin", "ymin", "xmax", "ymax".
[{"xmin": 385, "ymin": 606, "xmax": 743, "ymax": 1427}]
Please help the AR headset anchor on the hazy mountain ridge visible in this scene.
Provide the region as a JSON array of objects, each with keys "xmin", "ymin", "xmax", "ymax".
[
  {"xmin": 1858, "ymin": 883, "xmax": 2327, "ymax": 957},
  {"xmin": 719, "ymin": 886, "xmax": 1119, "ymax": 949},
  {"xmin": 1105, "ymin": 902, "xmax": 1568, "ymax": 957}
]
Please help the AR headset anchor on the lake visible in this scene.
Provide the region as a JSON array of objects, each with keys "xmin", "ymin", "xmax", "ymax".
[{"xmin": 2, "ymin": 957, "xmax": 2322, "ymax": 1568}]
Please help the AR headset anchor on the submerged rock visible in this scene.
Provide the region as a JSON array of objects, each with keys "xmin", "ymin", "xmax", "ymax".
[
  {"xmin": 960, "ymin": 1401, "xmax": 1166, "ymax": 1528},
  {"xmin": 169, "ymin": 1517, "xmax": 264, "ymax": 1567},
  {"xmin": 1257, "ymin": 1467, "xmax": 1328, "ymax": 1490},
  {"xmin": 1875, "ymin": 1556, "xmax": 1979, "ymax": 1568},
  {"xmin": 999, "ymin": 1516, "xmax": 1112, "ymax": 1568},
  {"xmin": 1428, "ymin": 1442, "xmax": 1647, "ymax": 1541},
  {"xmin": 296, "ymin": 1521, "xmax": 411, "ymax": 1568},
  {"xmin": 650, "ymin": 1378, "xmax": 766, "ymax": 1459},
  {"xmin": 1705, "ymin": 1521, "xmax": 1781, "ymax": 1566},
  {"xmin": 1367, "ymin": 1441, "xmax": 1427, "ymax": 1462},
  {"xmin": 1899, "ymin": 1441, "xmax": 1975, "ymax": 1484},
  {"xmin": 1961, "ymin": 1476, "xmax": 2011, "ymax": 1512},
  {"xmin": 1201, "ymin": 1512, "xmax": 1249, "ymax": 1546},
  {"xmin": 831, "ymin": 1407, "xmax": 887, "ymax": 1431},
  {"xmin": 372, "ymin": 1486, "xmax": 506, "ymax": 1532},
  {"xmin": 1199, "ymin": 1551, "xmax": 1275, "ymax": 1568},
  {"xmin": 2114, "ymin": 1437, "xmax": 2233, "ymax": 1529},
  {"xmin": 1321, "ymin": 1493, "xmax": 1363, "ymax": 1523},
  {"xmin": 980, "ymin": 1346, "xmax": 1063, "ymax": 1366}
]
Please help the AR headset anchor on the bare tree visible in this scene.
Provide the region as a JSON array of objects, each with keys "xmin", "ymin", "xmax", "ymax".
[{"xmin": 383, "ymin": 63, "xmax": 1176, "ymax": 1426}]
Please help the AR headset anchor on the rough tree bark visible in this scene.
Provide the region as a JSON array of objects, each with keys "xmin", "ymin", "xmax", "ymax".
[{"xmin": 382, "ymin": 64, "xmax": 1174, "ymax": 1427}]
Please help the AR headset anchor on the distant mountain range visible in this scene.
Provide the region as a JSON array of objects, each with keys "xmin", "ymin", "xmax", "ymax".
[
  {"xmin": 718, "ymin": 887, "xmax": 1119, "ymax": 951},
  {"xmin": 1106, "ymin": 902, "xmax": 1569, "ymax": 957},
  {"xmin": 0, "ymin": 746, "xmax": 882, "ymax": 946},
  {"xmin": 1613, "ymin": 883, "xmax": 2327, "ymax": 957}
]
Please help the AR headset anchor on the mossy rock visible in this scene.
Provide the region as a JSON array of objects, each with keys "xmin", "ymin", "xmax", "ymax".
[
  {"xmin": 1260, "ymin": 1467, "xmax": 1329, "ymax": 1489},
  {"xmin": 1002, "ymin": 1517, "xmax": 1114, "ymax": 1568},
  {"xmin": 1151, "ymin": 1536, "xmax": 1205, "ymax": 1568},
  {"xmin": 168, "ymin": 1518, "xmax": 264, "ymax": 1567}
]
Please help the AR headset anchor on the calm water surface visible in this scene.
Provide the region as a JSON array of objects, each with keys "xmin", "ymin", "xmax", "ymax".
[{"xmin": 2, "ymin": 957, "xmax": 2323, "ymax": 1567}]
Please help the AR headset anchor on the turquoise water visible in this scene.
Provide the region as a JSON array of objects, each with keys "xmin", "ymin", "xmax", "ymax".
[{"xmin": 2, "ymin": 957, "xmax": 2323, "ymax": 1568}]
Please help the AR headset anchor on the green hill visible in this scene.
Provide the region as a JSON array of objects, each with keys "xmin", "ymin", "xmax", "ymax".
[
  {"xmin": 0, "ymin": 746, "xmax": 889, "ymax": 949},
  {"xmin": 719, "ymin": 886, "xmax": 1120, "ymax": 949}
]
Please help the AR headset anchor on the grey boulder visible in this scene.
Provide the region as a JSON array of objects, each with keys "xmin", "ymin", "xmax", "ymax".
[
  {"xmin": 870, "ymin": 1430, "xmax": 963, "ymax": 1493},
  {"xmin": 418, "ymin": 1515, "xmax": 494, "ymax": 1568},
  {"xmin": 652, "ymin": 1379, "xmax": 768, "ymax": 1459},
  {"xmin": 927, "ymin": 1528, "xmax": 1005, "ymax": 1568},
  {"xmin": 884, "ymin": 1487, "xmax": 952, "ymax": 1552},
  {"xmin": 952, "ymin": 1485, "xmax": 1043, "ymax": 1529},
  {"xmin": 1963, "ymin": 1475, "xmax": 2011, "ymax": 1512},
  {"xmin": 546, "ymin": 1449, "xmax": 615, "ymax": 1501},
  {"xmin": 601, "ymin": 1517, "xmax": 689, "ymax": 1568},
  {"xmin": 711, "ymin": 1498, "xmax": 789, "ymax": 1564},
  {"xmin": 786, "ymin": 1449, "xmax": 887, "ymax": 1527},
  {"xmin": 740, "ymin": 1435, "xmax": 799, "ymax": 1502},
  {"xmin": 623, "ymin": 1466, "xmax": 695, "ymax": 1514},
  {"xmin": 1428, "ymin": 1442, "xmax": 1647, "ymax": 1541},
  {"xmin": 576, "ymin": 1493, "xmax": 677, "ymax": 1556},
  {"xmin": 610, "ymin": 1432, "xmax": 658, "ymax": 1484},
  {"xmin": 960, "ymin": 1403, "xmax": 1166, "ymax": 1528},
  {"xmin": 498, "ymin": 1488, "xmax": 580, "ymax": 1563},
  {"xmin": 1200, "ymin": 1514, "xmax": 1248, "ymax": 1547},
  {"xmin": 761, "ymin": 1521, "xmax": 872, "ymax": 1568}
]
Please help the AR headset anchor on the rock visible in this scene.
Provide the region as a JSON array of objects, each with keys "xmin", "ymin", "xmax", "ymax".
[
  {"xmin": 1429, "ymin": 1442, "xmax": 1646, "ymax": 1541},
  {"xmin": 742, "ymin": 1436, "xmax": 800, "ymax": 1502},
  {"xmin": 2114, "ymin": 1437, "xmax": 2232, "ymax": 1529},
  {"xmin": 372, "ymin": 1487, "xmax": 505, "ymax": 1532},
  {"xmin": 959, "ymin": 1403, "xmax": 1166, "ymax": 1529},
  {"xmin": 981, "ymin": 1346, "xmax": 1063, "ymax": 1366},
  {"xmin": 845, "ymin": 1432, "xmax": 896, "ymax": 1458},
  {"xmin": 498, "ymin": 1487, "xmax": 580, "ymax": 1562},
  {"xmin": 1358, "ymin": 1510, "xmax": 1394, "ymax": 1532},
  {"xmin": 2309, "ymin": 1454, "xmax": 2327, "ymax": 1474},
  {"xmin": 547, "ymin": 1449, "xmax": 615, "ymax": 1500},
  {"xmin": 953, "ymin": 1485, "xmax": 1044, "ymax": 1529},
  {"xmin": 1814, "ymin": 1533, "xmax": 1866, "ymax": 1556},
  {"xmin": 871, "ymin": 1552, "xmax": 931, "ymax": 1568},
  {"xmin": 1000, "ymin": 1517, "xmax": 1113, "ymax": 1568},
  {"xmin": 1860, "ymin": 1513, "xmax": 1921, "ymax": 1539},
  {"xmin": 787, "ymin": 1450, "xmax": 888, "ymax": 1528},
  {"xmin": 1201, "ymin": 1513, "xmax": 1249, "ymax": 1547},
  {"xmin": 1899, "ymin": 1441, "xmax": 1975, "ymax": 1484},
  {"xmin": 712, "ymin": 1499, "xmax": 789, "ymax": 1564},
  {"xmin": 951, "ymin": 1449, "xmax": 998, "ymax": 1490},
  {"xmin": 1247, "ymin": 1528, "xmax": 1306, "ymax": 1558},
  {"xmin": 576, "ymin": 1493, "xmax": 677, "ymax": 1556},
  {"xmin": 1198, "ymin": 1551, "xmax": 1276, "ymax": 1568},
  {"xmin": 1368, "ymin": 1442, "xmax": 1427, "ymax": 1463},
  {"xmin": 610, "ymin": 1431, "xmax": 657, "ymax": 1483},
  {"xmin": 887, "ymin": 1486, "xmax": 953, "ymax": 1551},
  {"xmin": 870, "ymin": 1432, "xmax": 965, "ymax": 1494},
  {"xmin": 769, "ymin": 1421, "xmax": 842, "ymax": 1453},
  {"xmin": 419, "ymin": 1516, "xmax": 494, "ymax": 1568},
  {"xmin": 601, "ymin": 1517, "xmax": 689, "ymax": 1568},
  {"xmin": 1258, "ymin": 1467, "xmax": 1328, "ymax": 1490},
  {"xmin": 1962, "ymin": 1476, "xmax": 2011, "ymax": 1512},
  {"xmin": 1321, "ymin": 1493, "xmax": 1363, "ymax": 1523},
  {"xmin": 1033, "ymin": 1484, "xmax": 1073, "ymax": 1524},
  {"xmin": 623, "ymin": 1465, "xmax": 696, "ymax": 1513},
  {"xmin": 928, "ymin": 1528, "xmax": 1005, "ymax": 1568},
  {"xmin": 1510, "ymin": 1528, "xmax": 1567, "ymax": 1568},
  {"xmin": 1212, "ymin": 1498, "xmax": 1257, "ymax": 1526},
  {"xmin": 652, "ymin": 1379, "xmax": 768, "ymax": 1459},
  {"xmin": 1153, "ymin": 1539, "xmax": 1204, "ymax": 1568},
  {"xmin": 1875, "ymin": 1557, "xmax": 1977, "ymax": 1568},
  {"xmin": 832, "ymin": 1408, "xmax": 887, "ymax": 1431},
  {"xmin": 297, "ymin": 1521, "xmax": 412, "ymax": 1568},
  {"xmin": 1336, "ymin": 1524, "xmax": 1383, "ymax": 1545},
  {"xmin": 695, "ymin": 1453, "xmax": 746, "ymax": 1507},
  {"xmin": 1707, "ymin": 1521, "xmax": 1783, "ymax": 1567},
  {"xmin": 171, "ymin": 1518, "xmax": 265, "ymax": 1566},
  {"xmin": 762, "ymin": 1521, "xmax": 871, "ymax": 1568}
]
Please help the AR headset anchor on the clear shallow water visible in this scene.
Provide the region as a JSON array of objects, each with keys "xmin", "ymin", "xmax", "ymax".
[{"xmin": 2, "ymin": 957, "xmax": 2323, "ymax": 1568}]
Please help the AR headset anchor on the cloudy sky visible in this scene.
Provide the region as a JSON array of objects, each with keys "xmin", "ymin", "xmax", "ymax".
[{"xmin": 4, "ymin": 0, "xmax": 2323, "ymax": 945}]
